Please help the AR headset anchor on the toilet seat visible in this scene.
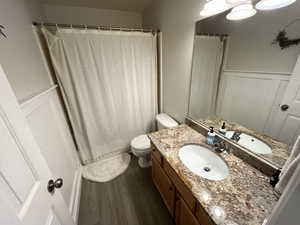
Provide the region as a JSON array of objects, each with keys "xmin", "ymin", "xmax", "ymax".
[{"xmin": 131, "ymin": 134, "xmax": 150, "ymax": 151}]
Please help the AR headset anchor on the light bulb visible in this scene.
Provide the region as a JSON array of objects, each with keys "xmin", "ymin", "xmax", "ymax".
[
  {"xmin": 200, "ymin": 0, "xmax": 230, "ymax": 17},
  {"xmin": 226, "ymin": 0, "xmax": 248, "ymax": 5},
  {"xmin": 255, "ymin": 0, "xmax": 296, "ymax": 10},
  {"xmin": 226, "ymin": 3, "xmax": 257, "ymax": 20}
]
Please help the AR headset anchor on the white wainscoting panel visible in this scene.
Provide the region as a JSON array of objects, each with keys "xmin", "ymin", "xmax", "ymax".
[
  {"xmin": 68, "ymin": 167, "xmax": 82, "ymax": 223},
  {"xmin": 217, "ymin": 71, "xmax": 290, "ymax": 137},
  {"xmin": 46, "ymin": 208, "xmax": 63, "ymax": 225},
  {"xmin": 0, "ymin": 106, "xmax": 40, "ymax": 214},
  {"xmin": 21, "ymin": 86, "xmax": 81, "ymax": 224}
]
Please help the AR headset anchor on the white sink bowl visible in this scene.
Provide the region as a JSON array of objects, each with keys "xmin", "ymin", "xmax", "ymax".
[
  {"xmin": 226, "ymin": 131, "xmax": 272, "ymax": 155},
  {"xmin": 178, "ymin": 145, "xmax": 229, "ymax": 181}
]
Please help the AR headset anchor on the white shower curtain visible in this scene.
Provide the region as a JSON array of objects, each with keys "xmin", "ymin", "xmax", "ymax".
[
  {"xmin": 189, "ymin": 36, "xmax": 224, "ymax": 120},
  {"xmin": 42, "ymin": 28, "xmax": 157, "ymax": 164}
]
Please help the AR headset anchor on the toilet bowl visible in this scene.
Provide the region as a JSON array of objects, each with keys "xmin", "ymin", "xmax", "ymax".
[
  {"xmin": 131, "ymin": 134, "xmax": 151, "ymax": 168},
  {"xmin": 131, "ymin": 113, "xmax": 178, "ymax": 168}
]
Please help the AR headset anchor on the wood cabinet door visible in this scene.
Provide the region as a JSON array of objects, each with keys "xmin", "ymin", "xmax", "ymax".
[
  {"xmin": 175, "ymin": 195, "xmax": 200, "ymax": 225},
  {"xmin": 163, "ymin": 159, "xmax": 197, "ymax": 212},
  {"xmin": 152, "ymin": 157, "xmax": 175, "ymax": 216},
  {"xmin": 195, "ymin": 202, "xmax": 215, "ymax": 225}
]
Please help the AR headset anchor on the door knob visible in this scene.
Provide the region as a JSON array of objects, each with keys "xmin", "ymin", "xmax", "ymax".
[
  {"xmin": 280, "ymin": 104, "xmax": 289, "ymax": 111},
  {"xmin": 48, "ymin": 178, "xmax": 63, "ymax": 194}
]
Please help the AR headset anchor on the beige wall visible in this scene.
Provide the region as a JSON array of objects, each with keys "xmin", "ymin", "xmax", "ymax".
[
  {"xmin": 0, "ymin": 0, "xmax": 52, "ymax": 101},
  {"xmin": 143, "ymin": 0, "xmax": 205, "ymax": 122},
  {"xmin": 42, "ymin": 4, "xmax": 143, "ymax": 27}
]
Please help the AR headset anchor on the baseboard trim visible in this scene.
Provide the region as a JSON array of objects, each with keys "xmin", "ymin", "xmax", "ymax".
[{"xmin": 69, "ymin": 167, "xmax": 82, "ymax": 224}]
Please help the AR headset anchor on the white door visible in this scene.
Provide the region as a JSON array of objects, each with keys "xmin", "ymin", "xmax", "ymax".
[
  {"xmin": 272, "ymin": 55, "xmax": 300, "ymax": 145},
  {"xmin": 0, "ymin": 65, "xmax": 75, "ymax": 225}
]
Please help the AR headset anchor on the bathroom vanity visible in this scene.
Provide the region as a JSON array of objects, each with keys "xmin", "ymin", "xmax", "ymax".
[{"xmin": 149, "ymin": 125, "xmax": 279, "ymax": 225}]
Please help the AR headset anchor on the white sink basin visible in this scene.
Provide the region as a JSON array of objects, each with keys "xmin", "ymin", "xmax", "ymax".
[
  {"xmin": 226, "ymin": 131, "xmax": 272, "ymax": 155},
  {"xmin": 178, "ymin": 145, "xmax": 229, "ymax": 181}
]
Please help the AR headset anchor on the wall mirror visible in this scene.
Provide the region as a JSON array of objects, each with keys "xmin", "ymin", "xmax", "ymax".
[{"xmin": 188, "ymin": 4, "xmax": 300, "ymax": 169}]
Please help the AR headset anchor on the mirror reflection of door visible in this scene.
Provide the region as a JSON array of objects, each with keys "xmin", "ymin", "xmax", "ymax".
[{"xmin": 266, "ymin": 56, "xmax": 300, "ymax": 145}]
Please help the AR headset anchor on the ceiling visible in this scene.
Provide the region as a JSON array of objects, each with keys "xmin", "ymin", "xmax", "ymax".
[{"xmin": 40, "ymin": 0, "xmax": 153, "ymax": 12}]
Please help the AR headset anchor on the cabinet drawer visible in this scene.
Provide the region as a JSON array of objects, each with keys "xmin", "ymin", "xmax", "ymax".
[
  {"xmin": 195, "ymin": 202, "xmax": 215, "ymax": 225},
  {"xmin": 163, "ymin": 159, "xmax": 197, "ymax": 212}
]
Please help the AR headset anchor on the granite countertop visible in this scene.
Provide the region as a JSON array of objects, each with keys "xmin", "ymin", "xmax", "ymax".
[
  {"xmin": 198, "ymin": 118, "xmax": 290, "ymax": 169},
  {"xmin": 148, "ymin": 124, "xmax": 279, "ymax": 225}
]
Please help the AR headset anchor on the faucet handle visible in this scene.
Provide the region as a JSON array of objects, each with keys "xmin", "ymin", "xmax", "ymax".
[
  {"xmin": 214, "ymin": 140, "xmax": 225, "ymax": 151},
  {"xmin": 231, "ymin": 131, "xmax": 241, "ymax": 142},
  {"xmin": 214, "ymin": 139, "xmax": 230, "ymax": 154}
]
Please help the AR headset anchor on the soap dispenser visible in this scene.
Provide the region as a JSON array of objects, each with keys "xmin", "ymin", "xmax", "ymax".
[
  {"xmin": 219, "ymin": 122, "xmax": 227, "ymax": 136},
  {"xmin": 207, "ymin": 127, "xmax": 216, "ymax": 145}
]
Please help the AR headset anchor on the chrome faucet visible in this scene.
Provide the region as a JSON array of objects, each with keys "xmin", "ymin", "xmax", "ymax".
[
  {"xmin": 231, "ymin": 131, "xmax": 241, "ymax": 142},
  {"xmin": 213, "ymin": 139, "xmax": 230, "ymax": 154}
]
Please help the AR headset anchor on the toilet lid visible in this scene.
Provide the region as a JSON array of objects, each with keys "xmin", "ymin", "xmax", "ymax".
[{"xmin": 131, "ymin": 135, "xmax": 150, "ymax": 150}]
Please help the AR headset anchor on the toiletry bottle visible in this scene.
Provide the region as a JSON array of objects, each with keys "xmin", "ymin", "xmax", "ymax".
[
  {"xmin": 219, "ymin": 122, "xmax": 227, "ymax": 136},
  {"xmin": 207, "ymin": 127, "xmax": 216, "ymax": 145}
]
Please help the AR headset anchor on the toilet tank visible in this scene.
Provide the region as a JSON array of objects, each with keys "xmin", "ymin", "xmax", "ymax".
[{"xmin": 156, "ymin": 113, "xmax": 178, "ymax": 130}]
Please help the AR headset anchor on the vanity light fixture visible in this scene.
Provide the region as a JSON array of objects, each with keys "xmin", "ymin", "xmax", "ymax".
[
  {"xmin": 200, "ymin": 0, "xmax": 230, "ymax": 17},
  {"xmin": 226, "ymin": 2, "xmax": 257, "ymax": 20},
  {"xmin": 255, "ymin": 0, "xmax": 296, "ymax": 10}
]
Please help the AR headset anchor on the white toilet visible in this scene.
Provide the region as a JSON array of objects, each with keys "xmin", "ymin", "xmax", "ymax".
[{"xmin": 131, "ymin": 113, "xmax": 178, "ymax": 168}]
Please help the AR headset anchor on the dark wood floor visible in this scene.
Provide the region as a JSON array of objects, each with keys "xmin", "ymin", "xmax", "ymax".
[{"xmin": 78, "ymin": 155, "xmax": 175, "ymax": 225}]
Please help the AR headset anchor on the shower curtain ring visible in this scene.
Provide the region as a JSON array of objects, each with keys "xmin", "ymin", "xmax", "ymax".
[
  {"xmin": 70, "ymin": 24, "xmax": 73, "ymax": 29},
  {"xmin": 55, "ymin": 23, "xmax": 59, "ymax": 30},
  {"xmin": 85, "ymin": 24, "xmax": 88, "ymax": 30}
]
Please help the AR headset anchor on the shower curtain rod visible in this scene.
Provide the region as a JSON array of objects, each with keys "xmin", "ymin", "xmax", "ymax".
[{"xmin": 32, "ymin": 22, "xmax": 158, "ymax": 34}]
